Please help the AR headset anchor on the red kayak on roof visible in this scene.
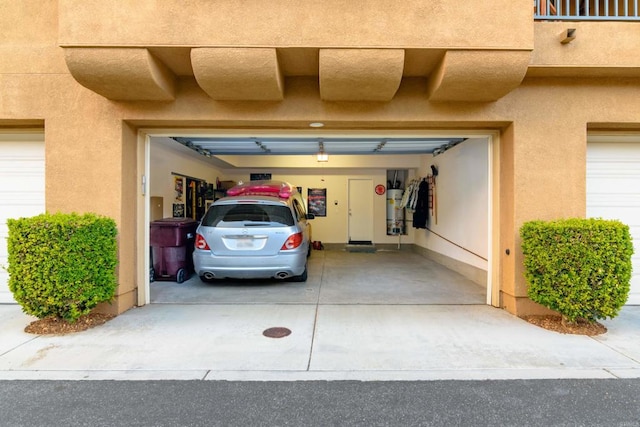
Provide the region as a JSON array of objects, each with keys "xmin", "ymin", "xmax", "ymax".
[{"xmin": 226, "ymin": 180, "xmax": 295, "ymax": 199}]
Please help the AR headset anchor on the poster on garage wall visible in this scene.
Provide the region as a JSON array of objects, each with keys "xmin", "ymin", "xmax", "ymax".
[
  {"xmin": 308, "ymin": 188, "xmax": 327, "ymax": 217},
  {"xmin": 174, "ymin": 176, "xmax": 184, "ymax": 202},
  {"xmin": 172, "ymin": 203, "xmax": 185, "ymax": 217},
  {"xmin": 250, "ymin": 173, "xmax": 272, "ymax": 181}
]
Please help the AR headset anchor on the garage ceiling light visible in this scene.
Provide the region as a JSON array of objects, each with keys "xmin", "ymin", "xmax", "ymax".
[{"xmin": 317, "ymin": 140, "xmax": 328, "ymax": 162}]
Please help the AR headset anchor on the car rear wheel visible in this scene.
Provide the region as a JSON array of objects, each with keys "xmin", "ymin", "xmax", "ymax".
[{"xmin": 290, "ymin": 265, "xmax": 308, "ymax": 282}]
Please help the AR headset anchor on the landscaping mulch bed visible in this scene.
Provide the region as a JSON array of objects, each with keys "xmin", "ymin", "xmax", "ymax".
[
  {"xmin": 24, "ymin": 313, "xmax": 606, "ymax": 337},
  {"xmin": 25, "ymin": 313, "xmax": 115, "ymax": 335},
  {"xmin": 521, "ymin": 315, "xmax": 607, "ymax": 336}
]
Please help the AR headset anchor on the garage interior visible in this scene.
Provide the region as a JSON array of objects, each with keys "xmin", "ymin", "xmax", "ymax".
[{"xmin": 144, "ymin": 132, "xmax": 492, "ymax": 306}]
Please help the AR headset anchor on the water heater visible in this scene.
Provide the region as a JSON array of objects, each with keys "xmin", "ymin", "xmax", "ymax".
[{"xmin": 386, "ymin": 189, "xmax": 405, "ymax": 235}]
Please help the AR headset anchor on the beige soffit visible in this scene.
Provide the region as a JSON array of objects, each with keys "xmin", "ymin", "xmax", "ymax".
[
  {"xmin": 64, "ymin": 48, "xmax": 176, "ymax": 101},
  {"xmin": 427, "ymin": 50, "xmax": 531, "ymax": 102},
  {"xmin": 191, "ymin": 48, "xmax": 284, "ymax": 101},
  {"xmin": 319, "ymin": 49, "xmax": 404, "ymax": 102}
]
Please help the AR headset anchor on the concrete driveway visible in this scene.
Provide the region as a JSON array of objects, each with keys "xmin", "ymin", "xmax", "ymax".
[{"xmin": 2, "ymin": 249, "xmax": 640, "ymax": 381}]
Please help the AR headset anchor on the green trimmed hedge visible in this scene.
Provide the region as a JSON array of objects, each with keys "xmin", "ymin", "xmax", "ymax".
[
  {"xmin": 520, "ymin": 218, "xmax": 633, "ymax": 323},
  {"xmin": 7, "ymin": 213, "xmax": 118, "ymax": 322}
]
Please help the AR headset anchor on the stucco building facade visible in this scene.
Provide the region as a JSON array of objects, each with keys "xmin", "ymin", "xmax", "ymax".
[{"xmin": 1, "ymin": 0, "xmax": 639, "ymax": 315}]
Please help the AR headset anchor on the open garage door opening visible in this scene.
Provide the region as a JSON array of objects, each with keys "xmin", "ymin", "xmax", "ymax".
[{"xmin": 138, "ymin": 131, "xmax": 495, "ymax": 307}]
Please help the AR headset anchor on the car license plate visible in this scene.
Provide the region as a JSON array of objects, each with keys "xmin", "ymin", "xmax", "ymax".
[{"xmin": 237, "ymin": 238, "xmax": 254, "ymax": 248}]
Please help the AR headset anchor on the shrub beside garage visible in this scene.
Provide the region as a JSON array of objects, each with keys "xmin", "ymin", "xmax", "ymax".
[
  {"xmin": 520, "ymin": 218, "xmax": 634, "ymax": 324},
  {"xmin": 7, "ymin": 212, "xmax": 118, "ymax": 323}
]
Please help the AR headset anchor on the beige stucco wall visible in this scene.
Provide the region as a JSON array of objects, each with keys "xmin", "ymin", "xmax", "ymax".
[
  {"xmin": 57, "ymin": 0, "xmax": 533, "ymax": 49},
  {"xmin": 2, "ymin": 0, "xmax": 640, "ymax": 315}
]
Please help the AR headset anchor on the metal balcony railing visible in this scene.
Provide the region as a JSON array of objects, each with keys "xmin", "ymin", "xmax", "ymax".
[{"xmin": 534, "ymin": 0, "xmax": 640, "ymax": 20}]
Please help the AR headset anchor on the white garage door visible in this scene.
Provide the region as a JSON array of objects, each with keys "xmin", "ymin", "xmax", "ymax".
[
  {"xmin": 587, "ymin": 139, "xmax": 640, "ymax": 305},
  {"xmin": 0, "ymin": 133, "xmax": 45, "ymax": 303}
]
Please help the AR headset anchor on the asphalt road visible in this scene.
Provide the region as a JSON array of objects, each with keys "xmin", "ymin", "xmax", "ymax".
[{"xmin": 1, "ymin": 379, "xmax": 640, "ymax": 426}]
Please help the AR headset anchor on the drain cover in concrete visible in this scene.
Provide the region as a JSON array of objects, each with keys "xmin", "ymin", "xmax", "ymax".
[{"xmin": 263, "ymin": 327, "xmax": 292, "ymax": 338}]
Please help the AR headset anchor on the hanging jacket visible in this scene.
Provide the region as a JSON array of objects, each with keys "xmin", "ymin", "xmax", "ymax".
[{"xmin": 412, "ymin": 179, "xmax": 429, "ymax": 229}]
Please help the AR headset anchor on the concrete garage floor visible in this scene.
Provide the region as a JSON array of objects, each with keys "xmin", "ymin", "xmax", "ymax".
[{"xmin": 150, "ymin": 249, "xmax": 486, "ymax": 305}]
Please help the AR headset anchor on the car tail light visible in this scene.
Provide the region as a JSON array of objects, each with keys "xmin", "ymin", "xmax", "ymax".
[
  {"xmin": 281, "ymin": 232, "xmax": 303, "ymax": 250},
  {"xmin": 195, "ymin": 233, "xmax": 210, "ymax": 250}
]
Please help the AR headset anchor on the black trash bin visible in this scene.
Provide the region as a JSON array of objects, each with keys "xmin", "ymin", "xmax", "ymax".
[{"xmin": 150, "ymin": 218, "xmax": 199, "ymax": 283}]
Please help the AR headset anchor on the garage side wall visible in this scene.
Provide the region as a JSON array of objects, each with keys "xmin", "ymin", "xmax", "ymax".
[
  {"xmin": 150, "ymin": 140, "xmax": 224, "ymax": 219},
  {"xmin": 414, "ymin": 139, "xmax": 489, "ymax": 270}
]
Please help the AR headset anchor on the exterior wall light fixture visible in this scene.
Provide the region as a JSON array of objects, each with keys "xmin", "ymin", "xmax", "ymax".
[{"xmin": 560, "ymin": 28, "xmax": 576, "ymax": 44}]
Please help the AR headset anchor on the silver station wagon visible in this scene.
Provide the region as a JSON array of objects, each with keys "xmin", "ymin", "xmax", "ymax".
[{"xmin": 193, "ymin": 181, "xmax": 314, "ymax": 282}]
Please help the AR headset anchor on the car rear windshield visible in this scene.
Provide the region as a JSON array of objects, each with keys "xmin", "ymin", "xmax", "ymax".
[{"xmin": 201, "ymin": 203, "xmax": 295, "ymax": 227}]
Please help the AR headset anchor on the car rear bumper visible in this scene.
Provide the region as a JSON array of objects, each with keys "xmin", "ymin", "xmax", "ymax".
[{"xmin": 193, "ymin": 250, "xmax": 307, "ymax": 280}]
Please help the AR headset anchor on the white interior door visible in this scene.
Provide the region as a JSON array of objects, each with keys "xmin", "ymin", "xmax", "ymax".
[
  {"xmin": 348, "ymin": 179, "xmax": 373, "ymax": 243},
  {"xmin": 0, "ymin": 133, "xmax": 45, "ymax": 303},
  {"xmin": 587, "ymin": 140, "xmax": 640, "ymax": 305}
]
